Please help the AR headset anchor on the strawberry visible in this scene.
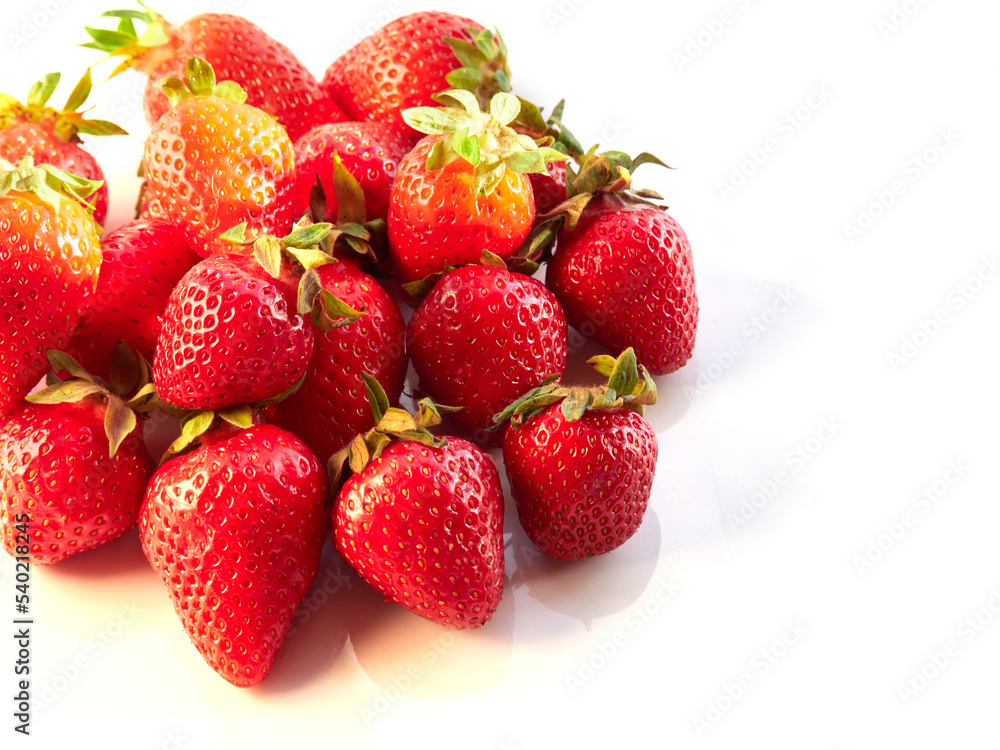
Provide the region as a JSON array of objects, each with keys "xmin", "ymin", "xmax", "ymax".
[
  {"xmin": 65, "ymin": 218, "xmax": 201, "ymax": 381},
  {"xmin": 273, "ymin": 259, "xmax": 407, "ymax": 463},
  {"xmin": 0, "ymin": 158, "xmax": 103, "ymax": 418},
  {"xmin": 141, "ymin": 57, "xmax": 296, "ymax": 258},
  {"xmin": 140, "ymin": 419, "xmax": 328, "ymax": 686},
  {"xmin": 407, "ymin": 263, "xmax": 567, "ymax": 444},
  {"xmin": 388, "ymin": 90, "xmax": 565, "ymax": 289},
  {"xmin": 321, "ymin": 12, "xmax": 487, "ymax": 145},
  {"xmin": 529, "ymin": 161, "xmax": 567, "ymax": 215},
  {"xmin": 84, "ymin": 6, "xmax": 344, "ymax": 141},
  {"xmin": 496, "ymin": 348, "xmax": 659, "ymax": 560},
  {"xmin": 530, "ymin": 150, "xmax": 698, "ymax": 375},
  {"xmin": 331, "ymin": 380, "xmax": 505, "ymax": 629},
  {"xmin": 0, "ymin": 70, "xmax": 126, "ymax": 226},
  {"xmin": 1, "ymin": 349, "xmax": 152, "ymax": 565},
  {"xmin": 292, "ymin": 121, "xmax": 406, "ymax": 226}
]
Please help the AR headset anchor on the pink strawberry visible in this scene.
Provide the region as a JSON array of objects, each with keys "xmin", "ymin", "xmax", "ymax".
[
  {"xmin": 407, "ymin": 263, "xmax": 567, "ymax": 443},
  {"xmin": 84, "ymin": 7, "xmax": 344, "ymax": 141},
  {"xmin": 0, "ymin": 158, "xmax": 103, "ymax": 417},
  {"xmin": 1, "ymin": 350, "xmax": 152, "ymax": 565},
  {"xmin": 0, "ymin": 70, "xmax": 126, "ymax": 226},
  {"xmin": 497, "ymin": 348, "xmax": 658, "ymax": 560},
  {"xmin": 331, "ymin": 384, "xmax": 505, "ymax": 628},
  {"xmin": 65, "ymin": 218, "xmax": 200, "ymax": 381},
  {"xmin": 140, "ymin": 421, "xmax": 328, "ymax": 686}
]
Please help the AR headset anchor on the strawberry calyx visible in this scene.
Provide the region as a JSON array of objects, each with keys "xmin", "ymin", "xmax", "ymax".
[
  {"xmin": 444, "ymin": 27, "xmax": 511, "ymax": 112},
  {"xmin": 327, "ymin": 374, "xmax": 462, "ymax": 490},
  {"xmin": 159, "ymin": 56, "xmax": 247, "ymax": 107},
  {"xmin": 400, "ymin": 248, "xmax": 508, "ymax": 302},
  {"xmin": 508, "ymin": 148, "xmax": 672, "ymax": 274},
  {"xmin": 0, "ymin": 156, "xmax": 104, "ymax": 216},
  {"xmin": 220, "ymin": 221, "xmax": 367, "ymax": 332},
  {"xmin": 494, "ymin": 347, "xmax": 657, "ymax": 430},
  {"xmin": 305, "ymin": 157, "xmax": 390, "ymax": 275},
  {"xmin": 402, "ymin": 88, "xmax": 567, "ymax": 197},
  {"xmin": 0, "ymin": 70, "xmax": 128, "ymax": 142},
  {"xmin": 28, "ymin": 344, "xmax": 154, "ymax": 457},
  {"xmin": 82, "ymin": 3, "xmax": 175, "ymax": 78}
]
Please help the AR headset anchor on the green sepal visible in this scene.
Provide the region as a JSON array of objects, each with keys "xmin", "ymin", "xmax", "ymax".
[
  {"xmin": 361, "ymin": 373, "xmax": 390, "ymax": 425},
  {"xmin": 217, "ymin": 405, "xmax": 254, "ymax": 429},
  {"xmin": 27, "ymin": 73, "xmax": 61, "ymax": 109},
  {"xmin": 163, "ymin": 410, "xmax": 216, "ymax": 462},
  {"xmin": 160, "ymin": 56, "xmax": 247, "ymax": 107},
  {"xmin": 26, "ymin": 381, "xmax": 106, "ymax": 404},
  {"xmin": 104, "ymin": 394, "xmax": 137, "ymax": 457},
  {"xmin": 0, "ymin": 157, "xmax": 103, "ymax": 216},
  {"xmin": 252, "ymin": 236, "xmax": 284, "ymax": 279}
]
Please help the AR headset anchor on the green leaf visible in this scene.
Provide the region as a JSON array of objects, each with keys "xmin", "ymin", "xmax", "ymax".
[
  {"xmin": 125, "ymin": 382, "xmax": 158, "ymax": 409},
  {"xmin": 83, "ymin": 27, "xmax": 135, "ymax": 51},
  {"xmin": 347, "ymin": 434, "xmax": 370, "ymax": 474},
  {"xmin": 185, "ymin": 56, "xmax": 216, "ymax": 97},
  {"xmin": 606, "ymin": 348, "xmax": 639, "ymax": 396},
  {"xmin": 26, "ymin": 381, "xmax": 106, "ymax": 404},
  {"xmin": 330, "ymin": 156, "xmax": 366, "ymax": 225},
  {"xmin": 513, "ymin": 97, "xmax": 548, "ymax": 135},
  {"xmin": 446, "ymin": 36, "xmax": 489, "ymax": 70},
  {"xmin": 63, "ymin": 69, "xmax": 93, "ymax": 112},
  {"xmin": 436, "ymin": 89, "xmax": 482, "ymax": 118},
  {"xmin": 101, "ymin": 9, "xmax": 151, "ymax": 21},
  {"xmin": 377, "ymin": 408, "xmax": 418, "ymax": 434},
  {"xmin": 317, "ymin": 289, "xmax": 365, "ymax": 325},
  {"xmin": 284, "ymin": 222, "xmax": 331, "ymax": 249},
  {"xmin": 401, "ymin": 106, "xmax": 466, "ymax": 136},
  {"xmin": 489, "ymin": 92, "xmax": 520, "ymax": 126},
  {"xmin": 503, "ymin": 150, "xmax": 545, "ymax": 175},
  {"xmin": 159, "ymin": 78, "xmax": 189, "ymax": 107},
  {"xmin": 630, "ymin": 152, "xmax": 671, "ymax": 172},
  {"xmin": 219, "ymin": 222, "xmax": 251, "ymax": 245},
  {"xmin": 103, "ymin": 394, "xmax": 136, "ymax": 457},
  {"xmin": 109, "ymin": 341, "xmax": 140, "ymax": 397},
  {"xmin": 135, "ymin": 22, "xmax": 170, "ymax": 48},
  {"xmin": 480, "ymin": 249, "xmax": 506, "ymax": 269},
  {"xmin": 472, "ymin": 158, "xmax": 506, "ymax": 197},
  {"xmin": 445, "ymin": 68, "xmax": 481, "ymax": 91},
  {"xmin": 297, "ymin": 268, "xmax": 323, "ymax": 315},
  {"xmin": 252, "ymin": 236, "xmax": 283, "ymax": 279},
  {"xmin": 73, "ymin": 119, "xmax": 129, "ymax": 137},
  {"xmin": 493, "ymin": 69, "xmax": 511, "ymax": 94},
  {"xmin": 561, "ymin": 390, "xmax": 592, "ymax": 422},
  {"xmin": 454, "ymin": 127, "xmax": 481, "ymax": 166},
  {"xmin": 361, "ymin": 372, "xmax": 390, "ymax": 424},
  {"xmin": 212, "ymin": 81, "xmax": 247, "ymax": 103},
  {"xmin": 46, "ymin": 349, "xmax": 94, "ymax": 382},
  {"xmin": 286, "ymin": 247, "xmax": 331, "ymax": 271},
  {"xmin": 217, "ymin": 405, "xmax": 253, "ymax": 429},
  {"xmin": 27, "ymin": 73, "xmax": 61, "ymax": 109},
  {"xmin": 425, "ymin": 138, "xmax": 460, "ymax": 172}
]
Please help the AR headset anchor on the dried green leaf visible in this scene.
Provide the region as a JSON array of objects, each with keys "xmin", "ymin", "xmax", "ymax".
[
  {"xmin": 104, "ymin": 394, "xmax": 136, "ymax": 457},
  {"xmin": 361, "ymin": 372, "xmax": 390, "ymax": 425}
]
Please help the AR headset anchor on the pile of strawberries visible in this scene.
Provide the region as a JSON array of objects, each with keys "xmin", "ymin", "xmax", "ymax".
[{"xmin": 0, "ymin": 7, "xmax": 698, "ymax": 687}]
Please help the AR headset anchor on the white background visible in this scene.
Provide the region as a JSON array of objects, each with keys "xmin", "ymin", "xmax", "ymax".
[{"xmin": 2, "ymin": 0, "xmax": 998, "ymax": 747}]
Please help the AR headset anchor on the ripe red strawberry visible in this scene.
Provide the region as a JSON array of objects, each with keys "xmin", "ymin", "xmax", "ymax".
[
  {"xmin": 528, "ymin": 160, "xmax": 566, "ymax": 215},
  {"xmin": 140, "ymin": 422, "xmax": 328, "ymax": 686},
  {"xmin": 407, "ymin": 264, "xmax": 567, "ymax": 443},
  {"xmin": 273, "ymin": 259, "xmax": 407, "ymax": 463},
  {"xmin": 497, "ymin": 349, "xmax": 658, "ymax": 560},
  {"xmin": 321, "ymin": 12, "xmax": 484, "ymax": 144},
  {"xmin": 141, "ymin": 58, "xmax": 296, "ymax": 257},
  {"xmin": 388, "ymin": 90, "xmax": 565, "ymax": 288},
  {"xmin": 84, "ymin": 7, "xmax": 344, "ymax": 141},
  {"xmin": 1, "ymin": 350, "xmax": 151, "ymax": 565},
  {"xmin": 154, "ymin": 253, "xmax": 312, "ymax": 410},
  {"xmin": 65, "ymin": 218, "xmax": 200, "ymax": 381},
  {"xmin": 0, "ymin": 71, "xmax": 126, "ymax": 226},
  {"xmin": 292, "ymin": 121, "xmax": 407, "ymax": 225},
  {"xmin": 332, "ymin": 388, "xmax": 505, "ymax": 629},
  {"xmin": 0, "ymin": 159, "xmax": 103, "ymax": 418}
]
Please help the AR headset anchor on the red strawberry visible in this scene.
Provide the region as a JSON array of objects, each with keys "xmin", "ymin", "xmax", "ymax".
[
  {"xmin": 331, "ymin": 386, "xmax": 505, "ymax": 629},
  {"xmin": 528, "ymin": 160, "xmax": 566, "ymax": 215},
  {"xmin": 141, "ymin": 58, "xmax": 296, "ymax": 258},
  {"xmin": 0, "ymin": 71, "xmax": 126, "ymax": 226},
  {"xmin": 140, "ymin": 421, "xmax": 328, "ymax": 686},
  {"xmin": 497, "ymin": 349, "xmax": 659, "ymax": 560},
  {"xmin": 153, "ymin": 253, "xmax": 312, "ymax": 410},
  {"xmin": 65, "ymin": 218, "xmax": 200, "ymax": 381},
  {"xmin": 292, "ymin": 121, "xmax": 406, "ymax": 225},
  {"xmin": 321, "ymin": 12, "xmax": 484, "ymax": 144},
  {"xmin": 1, "ymin": 350, "xmax": 152, "ymax": 565},
  {"xmin": 0, "ymin": 159, "xmax": 103, "ymax": 418},
  {"xmin": 407, "ymin": 264, "xmax": 567, "ymax": 443},
  {"xmin": 273, "ymin": 259, "xmax": 407, "ymax": 463},
  {"xmin": 84, "ymin": 7, "xmax": 344, "ymax": 141},
  {"xmin": 388, "ymin": 90, "xmax": 565, "ymax": 288}
]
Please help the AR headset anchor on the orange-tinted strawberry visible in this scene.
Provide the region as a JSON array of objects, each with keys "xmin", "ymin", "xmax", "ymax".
[
  {"xmin": 321, "ymin": 12, "xmax": 484, "ymax": 145},
  {"xmin": 0, "ymin": 71, "xmax": 126, "ymax": 225},
  {"xmin": 331, "ymin": 386, "xmax": 505, "ymax": 629},
  {"xmin": 388, "ymin": 90, "xmax": 565, "ymax": 289},
  {"xmin": 497, "ymin": 349, "xmax": 658, "ymax": 560},
  {"xmin": 0, "ymin": 159, "xmax": 103, "ymax": 418},
  {"xmin": 65, "ymin": 218, "xmax": 200, "ymax": 381},
  {"xmin": 141, "ymin": 58, "xmax": 296, "ymax": 257},
  {"xmin": 140, "ymin": 421, "xmax": 328, "ymax": 686},
  {"xmin": 84, "ymin": 7, "xmax": 343, "ymax": 141}
]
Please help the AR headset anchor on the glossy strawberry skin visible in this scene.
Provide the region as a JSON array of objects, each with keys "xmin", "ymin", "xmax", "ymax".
[
  {"xmin": 139, "ymin": 424, "xmax": 328, "ymax": 687},
  {"xmin": 528, "ymin": 160, "xmax": 567, "ymax": 216},
  {"xmin": 142, "ymin": 95, "xmax": 296, "ymax": 258},
  {"xmin": 503, "ymin": 405, "xmax": 658, "ymax": 560},
  {"xmin": 292, "ymin": 122, "xmax": 406, "ymax": 225},
  {"xmin": 0, "ymin": 399, "xmax": 150, "ymax": 565},
  {"xmin": 273, "ymin": 260, "xmax": 407, "ymax": 463},
  {"xmin": 388, "ymin": 136, "xmax": 535, "ymax": 285},
  {"xmin": 140, "ymin": 13, "xmax": 345, "ymax": 141},
  {"xmin": 546, "ymin": 194, "xmax": 698, "ymax": 375},
  {"xmin": 0, "ymin": 192, "xmax": 102, "ymax": 418},
  {"xmin": 321, "ymin": 12, "xmax": 482, "ymax": 143},
  {"xmin": 65, "ymin": 219, "xmax": 200, "ymax": 380},
  {"xmin": 335, "ymin": 437, "xmax": 505, "ymax": 629},
  {"xmin": 408, "ymin": 265, "xmax": 567, "ymax": 443},
  {"xmin": 0, "ymin": 122, "xmax": 109, "ymax": 225},
  {"xmin": 154, "ymin": 255, "xmax": 313, "ymax": 410}
]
